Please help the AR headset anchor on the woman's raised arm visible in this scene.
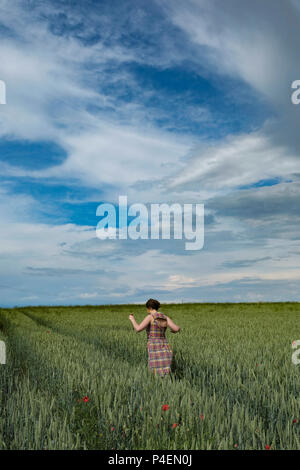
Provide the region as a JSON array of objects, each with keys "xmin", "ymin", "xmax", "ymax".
[
  {"xmin": 129, "ymin": 314, "xmax": 152, "ymax": 333},
  {"xmin": 166, "ymin": 315, "xmax": 180, "ymax": 333}
]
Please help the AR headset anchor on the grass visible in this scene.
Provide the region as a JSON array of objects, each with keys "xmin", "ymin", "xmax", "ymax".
[{"xmin": 0, "ymin": 302, "xmax": 299, "ymax": 450}]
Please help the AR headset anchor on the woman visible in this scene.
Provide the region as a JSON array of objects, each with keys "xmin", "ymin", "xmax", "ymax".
[{"xmin": 129, "ymin": 298, "xmax": 180, "ymax": 376}]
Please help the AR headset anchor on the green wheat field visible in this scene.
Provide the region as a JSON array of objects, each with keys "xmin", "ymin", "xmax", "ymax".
[{"xmin": 0, "ymin": 303, "xmax": 299, "ymax": 450}]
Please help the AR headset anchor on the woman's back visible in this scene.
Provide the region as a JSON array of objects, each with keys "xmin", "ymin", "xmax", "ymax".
[{"xmin": 146, "ymin": 312, "xmax": 168, "ymax": 340}]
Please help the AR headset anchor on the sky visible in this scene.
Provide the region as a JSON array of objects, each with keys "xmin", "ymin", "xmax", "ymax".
[{"xmin": 0, "ymin": 0, "xmax": 300, "ymax": 306}]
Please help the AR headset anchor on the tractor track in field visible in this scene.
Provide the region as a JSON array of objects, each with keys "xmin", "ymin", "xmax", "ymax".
[
  {"xmin": 19, "ymin": 309, "xmax": 195, "ymax": 383},
  {"xmin": 17, "ymin": 310, "xmax": 235, "ymax": 392},
  {"xmin": 20, "ymin": 308, "xmax": 148, "ymax": 369}
]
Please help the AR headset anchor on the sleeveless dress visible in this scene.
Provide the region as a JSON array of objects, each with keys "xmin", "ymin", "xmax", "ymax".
[{"xmin": 146, "ymin": 312, "xmax": 173, "ymax": 376}]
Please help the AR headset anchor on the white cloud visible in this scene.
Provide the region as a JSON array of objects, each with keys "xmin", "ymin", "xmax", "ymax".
[
  {"xmin": 162, "ymin": 269, "xmax": 300, "ymax": 290},
  {"xmin": 168, "ymin": 131, "xmax": 297, "ymax": 191},
  {"xmin": 162, "ymin": 0, "xmax": 300, "ymax": 156},
  {"xmin": 0, "ymin": 0, "xmax": 196, "ymax": 199},
  {"xmin": 53, "ymin": 124, "xmax": 192, "ymax": 190},
  {"xmin": 161, "ymin": 0, "xmax": 298, "ymax": 104},
  {"xmin": 78, "ymin": 292, "xmax": 99, "ymax": 299}
]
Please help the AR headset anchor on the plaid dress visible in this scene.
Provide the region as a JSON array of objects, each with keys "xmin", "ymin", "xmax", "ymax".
[{"xmin": 146, "ymin": 312, "xmax": 173, "ymax": 376}]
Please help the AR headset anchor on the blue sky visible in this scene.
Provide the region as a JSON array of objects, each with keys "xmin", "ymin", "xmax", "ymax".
[{"xmin": 0, "ymin": 0, "xmax": 300, "ymax": 306}]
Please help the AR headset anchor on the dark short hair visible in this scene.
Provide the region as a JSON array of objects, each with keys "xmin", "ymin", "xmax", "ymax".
[{"xmin": 146, "ymin": 298, "xmax": 160, "ymax": 311}]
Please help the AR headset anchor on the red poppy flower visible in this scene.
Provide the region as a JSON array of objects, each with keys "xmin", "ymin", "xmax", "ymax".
[
  {"xmin": 172, "ymin": 423, "xmax": 178, "ymax": 429},
  {"xmin": 234, "ymin": 444, "xmax": 238, "ymax": 448},
  {"xmin": 82, "ymin": 396, "xmax": 89, "ymax": 403},
  {"xmin": 111, "ymin": 426, "xmax": 115, "ymax": 432},
  {"xmin": 200, "ymin": 414, "xmax": 204, "ymax": 421},
  {"xmin": 265, "ymin": 445, "xmax": 270, "ymax": 450},
  {"xmin": 293, "ymin": 419, "xmax": 298, "ymax": 424},
  {"xmin": 162, "ymin": 404, "xmax": 170, "ymax": 411}
]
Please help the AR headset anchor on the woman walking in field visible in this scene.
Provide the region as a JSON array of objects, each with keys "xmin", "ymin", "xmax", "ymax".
[{"xmin": 129, "ymin": 299, "xmax": 180, "ymax": 376}]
